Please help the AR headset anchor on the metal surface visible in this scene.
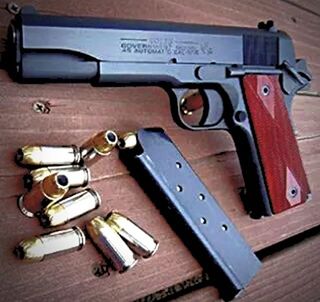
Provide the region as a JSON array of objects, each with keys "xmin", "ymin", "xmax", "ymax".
[
  {"xmin": 118, "ymin": 132, "xmax": 138, "ymax": 150},
  {"xmin": 24, "ymin": 165, "xmax": 88, "ymax": 190},
  {"xmin": 119, "ymin": 128, "xmax": 261, "ymax": 300},
  {"xmin": 16, "ymin": 145, "xmax": 81, "ymax": 166},
  {"xmin": 86, "ymin": 216, "xmax": 138, "ymax": 273},
  {"xmin": 17, "ymin": 172, "xmax": 70, "ymax": 217},
  {"xmin": 14, "ymin": 227, "xmax": 86, "ymax": 262},
  {"xmin": 106, "ymin": 212, "xmax": 159, "ymax": 258},
  {"xmin": 6, "ymin": 7, "xmax": 311, "ymax": 218},
  {"xmin": 81, "ymin": 130, "xmax": 118, "ymax": 164},
  {"xmin": 40, "ymin": 189, "xmax": 101, "ymax": 227}
]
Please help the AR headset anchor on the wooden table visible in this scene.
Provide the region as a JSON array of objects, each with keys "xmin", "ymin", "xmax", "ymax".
[{"xmin": 0, "ymin": 1, "xmax": 319, "ymax": 301}]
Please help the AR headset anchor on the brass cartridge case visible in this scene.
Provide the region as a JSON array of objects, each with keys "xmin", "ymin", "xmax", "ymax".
[
  {"xmin": 81, "ymin": 130, "xmax": 118, "ymax": 164},
  {"xmin": 24, "ymin": 165, "xmax": 90, "ymax": 190},
  {"xmin": 16, "ymin": 145, "xmax": 81, "ymax": 166},
  {"xmin": 18, "ymin": 173, "xmax": 69, "ymax": 218},
  {"xmin": 106, "ymin": 212, "xmax": 159, "ymax": 258},
  {"xmin": 86, "ymin": 216, "xmax": 137, "ymax": 273},
  {"xmin": 41, "ymin": 189, "xmax": 101, "ymax": 227},
  {"xmin": 14, "ymin": 227, "xmax": 86, "ymax": 262}
]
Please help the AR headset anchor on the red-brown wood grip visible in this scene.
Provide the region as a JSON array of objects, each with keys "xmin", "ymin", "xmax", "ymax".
[{"xmin": 242, "ymin": 75, "xmax": 311, "ymax": 214}]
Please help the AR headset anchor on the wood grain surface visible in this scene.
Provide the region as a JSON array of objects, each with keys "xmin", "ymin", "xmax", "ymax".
[
  {"xmin": 175, "ymin": 230, "xmax": 320, "ymax": 302},
  {"xmin": 0, "ymin": 1, "xmax": 319, "ymax": 302}
]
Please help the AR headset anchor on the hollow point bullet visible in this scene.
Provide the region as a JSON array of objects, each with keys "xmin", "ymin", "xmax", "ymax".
[
  {"xmin": 80, "ymin": 130, "xmax": 118, "ymax": 164},
  {"xmin": 86, "ymin": 216, "xmax": 137, "ymax": 273},
  {"xmin": 16, "ymin": 145, "xmax": 82, "ymax": 166},
  {"xmin": 14, "ymin": 227, "xmax": 86, "ymax": 262},
  {"xmin": 117, "ymin": 132, "xmax": 138, "ymax": 150},
  {"xmin": 17, "ymin": 172, "xmax": 69, "ymax": 218}
]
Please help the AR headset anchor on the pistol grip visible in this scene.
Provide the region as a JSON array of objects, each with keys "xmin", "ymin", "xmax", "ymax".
[{"xmin": 242, "ymin": 75, "xmax": 311, "ymax": 214}]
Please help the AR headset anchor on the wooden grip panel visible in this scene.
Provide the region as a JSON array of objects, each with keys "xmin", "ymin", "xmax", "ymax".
[{"xmin": 242, "ymin": 75, "xmax": 310, "ymax": 213}]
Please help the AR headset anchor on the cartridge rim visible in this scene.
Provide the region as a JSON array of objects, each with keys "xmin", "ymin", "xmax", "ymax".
[
  {"xmin": 86, "ymin": 188, "xmax": 102, "ymax": 207},
  {"xmin": 71, "ymin": 145, "xmax": 82, "ymax": 164},
  {"xmin": 72, "ymin": 226, "xmax": 86, "ymax": 249},
  {"xmin": 17, "ymin": 194, "xmax": 35, "ymax": 218},
  {"xmin": 83, "ymin": 167, "xmax": 91, "ymax": 186}
]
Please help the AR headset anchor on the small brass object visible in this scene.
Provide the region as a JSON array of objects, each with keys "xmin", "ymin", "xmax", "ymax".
[
  {"xmin": 81, "ymin": 130, "xmax": 118, "ymax": 164},
  {"xmin": 18, "ymin": 173, "xmax": 69, "ymax": 218},
  {"xmin": 14, "ymin": 227, "xmax": 86, "ymax": 262}
]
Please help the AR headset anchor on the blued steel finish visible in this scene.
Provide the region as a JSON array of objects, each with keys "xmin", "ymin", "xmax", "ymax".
[
  {"xmin": 106, "ymin": 211, "xmax": 159, "ymax": 258},
  {"xmin": 40, "ymin": 189, "xmax": 101, "ymax": 227},
  {"xmin": 86, "ymin": 216, "xmax": 138, "ymax": 272},
  {"xmin": 14, "ymin": 226, "xmax": 85, "ymax": 262},
  {"xmin": 7, "ymin": 8, "xmax": 311, "ymax": 217},
  {"xmin": 119, "ymin": 128, "xmax": 261, "ymax": 299}
]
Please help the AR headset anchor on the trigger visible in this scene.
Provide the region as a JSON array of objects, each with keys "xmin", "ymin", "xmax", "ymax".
[
  {"xmin": 200, "ymin": 89, "xmax": 224, "ymax": 127},
  {"xmin": 180, "ymin": 89, "xmax": 203, "ymax": 115}
]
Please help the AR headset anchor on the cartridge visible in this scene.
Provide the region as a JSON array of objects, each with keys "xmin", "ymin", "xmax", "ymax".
[
  {"xmin": 106, "ymin": 212, "xmax": 159, "ymax": 258},
  {"xmin": 16, "ymin": 145, "xmax": 81, "ymax": 166},
  {"xmin": 18, "ymin": 173, "xmax": 69, "ymax": 218},
  {"xmin": 81, "ymin": 130, "xmax": 118, "ymax": 164},
  {"xmin": 14, "ymin": 227, "xmax": 85, "ymax": 262},
  {"xmin": 86, "ymin": 216, "xmax": 137, "ymax": 272},
  {"xmin": 40, "ymin": 189, "xmax": 101, "ymax": 227},
  {"xmin": 24, "ymin": 166, "xmax": 90, "ymax": 190}
]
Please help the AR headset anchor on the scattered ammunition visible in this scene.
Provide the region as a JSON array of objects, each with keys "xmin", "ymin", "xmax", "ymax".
[
  {"xmin": 86, "ymin": 216, "xmax": 137, "ymax": 273},
  {"xmin": 16, "ymin": 145, "xmax": 81, "ymax": 166},
  {"xmin": 23, "ymin": 165, "xmax": 90, "ymax": 190},
  {"xmin": 117, "ymin": 132, "xmax": 138, "ymax": 150},
  {"xmin": 80, "ymin": 130, "xmax": 118, "ymax": 164},
  {"xmin": 17, "ymin": 173, "xmax": 69, "ymax": 218},
  {"xmin": 40, "ymin": 189, "xmax": 101, "ymax": 227},
  {"xmin": 106, "ymin": 212, "xmax": 159, "ymax": 258},
  {"xmin": 14, "ymin": 227, "xmax": 85, "ymax": 262}
]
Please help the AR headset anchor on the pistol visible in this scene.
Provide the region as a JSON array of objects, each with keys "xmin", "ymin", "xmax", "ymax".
[{"xmin": 6, "ymin": 6, "xmax": 311, "ymax": 218}]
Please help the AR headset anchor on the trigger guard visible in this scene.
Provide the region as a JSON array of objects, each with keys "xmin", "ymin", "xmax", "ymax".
[{"xmin": 169, "ymin": 88, "xmax": 227, "ymax": 131}]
